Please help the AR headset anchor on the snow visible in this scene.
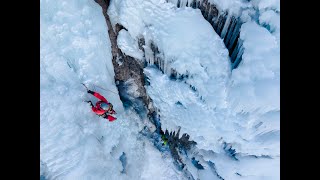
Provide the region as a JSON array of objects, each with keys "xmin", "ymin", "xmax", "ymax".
[
  {"xmin": 140, "ymin": 141, "xmax": 185, "ymax": 180},
  {"xmin": 41, "ymin": 0, "xmax": 181, "ymax": 179},
  {"xmin": 229, "ymin": 21, "xmax": 279, "ymax": 114},
  {"xmin": 259, "ymin": 10, "xmax": 280, "ymax": 42},
  {"xmin": 41, "ymin": 0, "xmax": 280, "ymax": 179},
  {"xmin": 208, "ymin": 0, "xmax": 249, "ymax": 14},
  {"xmin": 225, "ymin": 19, "xmax": 280, "ymax": 158},
  {"xmin": 109, "ymin": 0, "xmax": 279, "ymax": 178},
  {"xmin": 117, "ymin": 29, "xmax": 144, "ymax": 60},
  {"xmin": 253, "ymin": 0, "xmax": 280, "ymax": 12},
  {"xmin": 167, "ymin": 0, "xmax": 249, "ymax": 15},
  {"xmin": 109, "ymin": 0, "xmax": 231, "ymax": 109},
  {"xmin": 144, "ymin": 66, "xmax": 223, "ymax": 152},
  {"xmin": 211, "ymin": 154, "xmax": 280, "ymax": 180},
  {"xmin": 144, "ymin": 65, "xmax": 279, "ymax": 157}
]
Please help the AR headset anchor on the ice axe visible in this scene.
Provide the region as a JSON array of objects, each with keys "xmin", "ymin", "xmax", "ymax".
[
  {"xmin": 81, "ymin": 83, "xmax": 117, "ymax": 94},
  {"xmin": 81, "ymin": 83, "xmax": 89, "ymax": 91}
]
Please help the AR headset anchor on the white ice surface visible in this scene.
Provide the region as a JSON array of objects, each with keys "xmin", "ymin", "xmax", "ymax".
[
  {"xmin": 40, "ymin": 0, "xmax": 182, "ymax": 179},
  {"xmin": 117, "ymin": 29, "xmax": 144, "ymax": 60},
  {"xmin": 229, "ymin": 21, "xmax": 279, "ymax": 114},
  {"xmin": 109, "ymin": 0, "xmax": 231, "ymax": 110},
  {"xmin": 252, "ymin": 0, "xmax": 280, "ymax": 12},
  {"xmin": 109, "ymin": 0, "xmax": 279, "ymax": 178},
  {"xmin": 259, "ymin": 9, "xmax": 280, "ymax": 42},
  {"xmin": 41, "ymin": 0, "xmax": 280, "ymax": 179}
]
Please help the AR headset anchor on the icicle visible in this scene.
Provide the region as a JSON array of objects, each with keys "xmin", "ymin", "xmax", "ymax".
[
  {"xmin": 158, "ymin": 57, "xmax": 161, "ymax": 72},
  {"xmin": 227, "ymin": 18, "xmax": 242, "ymax": 50},
  {"xmin": 204, "ymin": 0, "xmax": 211, "ymax": 20},
  {"xmin": 181, "ymin": 0, "xmax": 188, "ymax": 7},
  {"xmin": 164, "ymin": 56, "xmax": 168, "ymax": 75},
  {"xmin": 190, "ymin": 0, "xmax": 196, "ymax": 8},
  {"xmin": 162, "ymin": 56, "xmax": 165, "ymax": 74},
  {"xmin": 199, "ymin": 0, "xmax": 209, "ymax": 19},
  {"xmin": 160, "ymin": 58, "xmax": 163, "ymax": 73},
  {"xmin": 211, "ymin": 9, "xmax": 220, "ymax": 30},
  {"xmin": 230, "ymin": 39, "xmax": 242, "ymax": 62},
  {"xmin": 223, "ymin": 16, "xmax": 236, "ymax": 45},
  {"xmin": 215, "ymin": 14, "xmax": 225, "ymax": 35},
  {"xmin": 160, "ymin": 57, "xmax": 163, "ymax": 73},
  {"xmin": 162, "ymin": 58, "xmax": 164, "ymax": 73},
  {"xmin": 220, "ymin": 13, "xmax": 231, "ymax": 39},
  {"xmin": 207, "ymin": 4, "xmax": 218, "ymax": 23},
  {"xmin": 207, "ymin": 6, "xmax": 213, "ymax": 22},
  {"xmin": 232, "ymin": 43, "xmax": 244, "ymax": 69},
  {"xmin": 196, "ymin": 0, "xmax": 200, "ymax": 8}
]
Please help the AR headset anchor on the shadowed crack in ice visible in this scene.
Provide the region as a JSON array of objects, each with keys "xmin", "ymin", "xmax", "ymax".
[{"xmin": 119, "ymin": 152, "xmax": 127, "ymax": 174}]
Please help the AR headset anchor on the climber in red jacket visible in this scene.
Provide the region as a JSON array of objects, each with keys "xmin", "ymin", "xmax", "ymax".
[{"xmin": 85, "ymin": 89, "xmax": 117, "ymax": 122}]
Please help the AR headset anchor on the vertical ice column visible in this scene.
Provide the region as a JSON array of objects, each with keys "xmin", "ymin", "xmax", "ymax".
[
  {"xmin": 223, "ymin": 16, "xmax": 236, "ymax": 44},
  {"xmin": 220, "ymin": 14, "xmax": 232, "ymax": 39},
  {"xmin": 190, "ymin": 0, "xmax": 196, "ymax": 8},
  {"xmin": 232, "ymin": 41, "xmax": 244, "ymax": 69},
  {"xmin": 226, "ymin": 18, "xmax": 242, "ymax": 50},
  {"xmin": 207, "ymin": 4, "xmax": 219, "ymax": 23},
  {"xmin": 216, "ymin": 12, "xmax": 228, "ymax": 36}
]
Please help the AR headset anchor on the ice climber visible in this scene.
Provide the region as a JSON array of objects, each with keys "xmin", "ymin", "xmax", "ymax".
[
  {"xmin": 160, "ymin": 130, "xmax": 168, "ymax": 146},
  {"xmin": 85, "ymin": 89, "xmax": 117, "ymax": 122}
]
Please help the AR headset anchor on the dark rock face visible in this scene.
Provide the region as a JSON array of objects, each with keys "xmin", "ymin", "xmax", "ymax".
[
  {"xmin": 94, "ymin": 0, "xmax": 154, "ymax": 115},
  {"xmin": 163, "ymin": 127, "xmax": 197, "ymax": 168},
  {"xmin": 94, "ymin": 0, "xmax": 203, "ymax": 172},
  {"xmin": 115, "ymin": 24, "xmax": 127, "ymax": 35}
]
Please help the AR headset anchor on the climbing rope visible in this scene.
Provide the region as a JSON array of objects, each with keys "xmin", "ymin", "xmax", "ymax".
[
  {"xmin": 82, "ymin": 83, "xmax": 118, "ymax": 94},
  {"xmin": 93, "ymin": 84, "xmax": 118, "ymax": 95}
]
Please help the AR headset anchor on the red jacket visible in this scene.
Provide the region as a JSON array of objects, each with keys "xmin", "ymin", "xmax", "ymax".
[{"xmin": 90, "ymin": 91, "xmax": 116, "ymax": 122}]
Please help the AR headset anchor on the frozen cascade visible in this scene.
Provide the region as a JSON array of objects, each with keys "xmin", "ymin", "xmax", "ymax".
[
  {"xmin": 166, "ymin": 0, "xmax": 251, "ymax": 69},
  {"xmin": 94, "ymin": 1, "xmax": 208, "ymax": 178},
  {"xmin": 226, "ymin": 18, "xmax": 241, "ymax": 51},
  {"xmin": 40, "ymin": 0, "xmax": 279, "ymax": 179},
  {"xmin": 108, "ymin": 0, "xmax": 279, "ymax": 178}
]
